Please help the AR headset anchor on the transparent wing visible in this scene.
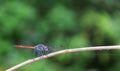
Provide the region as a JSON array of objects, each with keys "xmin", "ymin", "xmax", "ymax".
[{"xmin": 47, "ymin": 45, "xmax": 64, "ymax": 53}]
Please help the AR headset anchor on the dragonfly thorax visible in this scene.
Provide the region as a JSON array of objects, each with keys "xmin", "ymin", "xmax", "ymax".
[{"xmin": 35, "ymin": 44, "xmax": 48, "ymax": 51}]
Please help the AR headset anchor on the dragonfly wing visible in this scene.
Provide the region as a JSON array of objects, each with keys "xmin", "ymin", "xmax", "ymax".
[{"xmin": 47, "ymin": 45, "xmax": 64, "ymax": 53}]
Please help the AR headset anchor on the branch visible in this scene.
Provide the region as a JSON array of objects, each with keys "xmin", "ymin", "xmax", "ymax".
[{"xmin": 6, "ymin": 45, "xmax": 120, "ymax": 71}]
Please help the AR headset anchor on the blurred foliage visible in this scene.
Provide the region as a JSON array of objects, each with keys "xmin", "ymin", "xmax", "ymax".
[{"xmin": 1, "ymin": 0, "xmax": 120, "ymax": 71}]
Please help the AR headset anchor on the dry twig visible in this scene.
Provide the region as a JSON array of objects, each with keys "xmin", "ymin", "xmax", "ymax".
[{"xmin": 6, "ymin": 45, "xmax": 120, "ymax": 71}]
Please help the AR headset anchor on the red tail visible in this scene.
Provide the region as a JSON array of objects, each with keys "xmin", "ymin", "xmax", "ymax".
[{"xmin": 15, "ymin": 45, "xmax": 34, "ymax": 49}]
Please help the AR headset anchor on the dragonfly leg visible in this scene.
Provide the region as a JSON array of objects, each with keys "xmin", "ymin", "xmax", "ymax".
[
  {"xmin": 33, "ymin": 49, "xmax": 37, "ymax": 61},
  {"xmin": 38, "ymin": 51, "xmax": 44, "ymax": 60},
  {"xmin": 34, "ymin": 49, "xmax": 38, "ymax": 57}
]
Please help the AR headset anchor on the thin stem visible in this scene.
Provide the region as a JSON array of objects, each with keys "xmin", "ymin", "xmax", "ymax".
[{"xmin": 6, "ymin": 45, "xmax": 120, "ymax": 71}]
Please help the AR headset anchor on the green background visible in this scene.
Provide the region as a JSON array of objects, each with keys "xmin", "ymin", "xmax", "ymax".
[{"xmin": 1, "ymin": 0, "xmax": 120, "ymax": 71}]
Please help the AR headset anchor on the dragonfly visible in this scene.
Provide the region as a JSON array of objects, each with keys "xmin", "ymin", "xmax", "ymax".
[
  {"xmin": 15, "ymin": 44, "xmax": 54, "ymax": 59},
  {"xmin": 16, "ymin": 44, "xmax": 120, "ymax": 59}
]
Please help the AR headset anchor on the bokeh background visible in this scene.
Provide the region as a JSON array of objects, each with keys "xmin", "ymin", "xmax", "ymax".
[{"xmin": 1, "ymin": 0, "xmax": 120, "ymax": 71}]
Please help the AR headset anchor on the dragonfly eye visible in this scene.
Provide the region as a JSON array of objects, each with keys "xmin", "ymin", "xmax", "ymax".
[{"xmin": 44, "ymin": 47, "xmax": 49, "ymax": 51}]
